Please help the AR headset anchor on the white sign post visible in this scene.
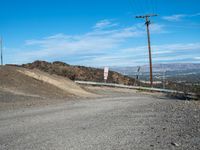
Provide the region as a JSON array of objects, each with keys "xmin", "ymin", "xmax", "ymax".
[{"xmin": 104, "ymin": 67, "xmax": 109, "ymax": 82}]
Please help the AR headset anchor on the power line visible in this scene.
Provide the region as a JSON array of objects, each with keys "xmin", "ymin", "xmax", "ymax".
[{"xmin": 136, "ymin": 14, "xmax": 158, "ymax": 87}]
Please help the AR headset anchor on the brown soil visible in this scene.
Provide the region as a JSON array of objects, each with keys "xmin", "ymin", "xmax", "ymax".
[
  {"xmin": 19, "ymin": 60, "xmax": 137, "ymax": 85},
  {"xmin": 0, "ymin": 66, "xmax": 95, "ymax": 110}
]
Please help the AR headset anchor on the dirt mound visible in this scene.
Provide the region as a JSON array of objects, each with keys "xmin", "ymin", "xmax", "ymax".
[
  {"xmin": 0, "ymin": 66, "xmax": 93, "ymax": 101},
  {"xmin": 21, "ymin": 60, "xmax": 136, "ymax": 85}
]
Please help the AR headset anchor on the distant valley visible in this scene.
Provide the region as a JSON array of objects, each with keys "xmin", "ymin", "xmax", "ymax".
[{"xmin": 111, "ymin": 63, "xmax": 200, "ymax": 84}]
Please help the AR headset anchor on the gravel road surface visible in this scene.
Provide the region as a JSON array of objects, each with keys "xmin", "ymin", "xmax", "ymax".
[{"xmin": 0, "ymin": 92, "xmax": 199, "ymax": 150}]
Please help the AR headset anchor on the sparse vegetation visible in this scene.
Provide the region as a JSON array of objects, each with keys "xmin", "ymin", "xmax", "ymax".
[{"xmin": 20, "ymin": 60, "xmax": 137, "ymax": 85}]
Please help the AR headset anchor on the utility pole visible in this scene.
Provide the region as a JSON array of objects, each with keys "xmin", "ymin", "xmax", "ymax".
[
  {"xmin": 0, "ymin": 37, "xmax": 3, "ymax": 66},
  {"xmin": 136, "ymin": 14, "xmax": 157, "ymax": 87}
]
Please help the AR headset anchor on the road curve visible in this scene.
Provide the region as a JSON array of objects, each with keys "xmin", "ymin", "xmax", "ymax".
[{"xmin": 0, "ymin": 95, "xmax": 199, "ymax": 150}]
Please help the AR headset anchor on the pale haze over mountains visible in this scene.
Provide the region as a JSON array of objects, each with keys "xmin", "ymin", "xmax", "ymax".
[{"xmin": 111, "ymin": 63, "xmax": 200, "ymax": 74}]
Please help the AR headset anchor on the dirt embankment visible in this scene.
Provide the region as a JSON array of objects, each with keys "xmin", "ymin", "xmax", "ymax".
[
  {"xmin": 17, "ymin": 68, "xmax": 94, "ymax": 97},
  {"xmin": 0, "ymin": 66, "xmax": 95, "ymax": 110},
  {"xmin": 20, "ymin": 61, "xmax": 136, "ymax": 85}
]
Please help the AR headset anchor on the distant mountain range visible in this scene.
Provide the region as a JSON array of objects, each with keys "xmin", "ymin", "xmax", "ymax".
[{"xmin": 110, "ymin": 63, "xmax": 200, "ymax": 74}]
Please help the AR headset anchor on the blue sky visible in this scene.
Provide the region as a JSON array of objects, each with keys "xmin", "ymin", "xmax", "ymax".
[{"xmin": 1, "ymin": 0, "xmax": 200, "ymax": 66}]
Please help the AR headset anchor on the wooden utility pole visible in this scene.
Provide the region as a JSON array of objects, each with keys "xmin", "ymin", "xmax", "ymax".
[
  {"xmin": 136, "ymin": 14, "xmax": 157, "ymax": 87},
  {"xmin": 0, "ymin": 37, "xmax": 3, "ymax": 66}
]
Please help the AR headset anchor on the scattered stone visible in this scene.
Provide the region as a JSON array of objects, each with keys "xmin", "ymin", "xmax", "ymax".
[
  {"xmin": 171, "ymin": 142, "xmax": 179, "ymax": 147},
  {"xmin": 163, "ymin": 127, "xmax": 166, "ymax": 130}
]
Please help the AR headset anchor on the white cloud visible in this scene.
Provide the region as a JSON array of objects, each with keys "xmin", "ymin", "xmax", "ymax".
[
  {"xmin": 163, "ymin": 14, "xmax": 186, "ymax": 22},
  {"xmin": 8, "ymin": 41, "xmax": 200, "ymax": 66},
  {"xmin": 163, "ymin": 13, "xmax": 200, "ymax": 22},
  {"xmin": 20, "ymin": 21, "xmax": 151, "ymax": 61},
  {"xmin": 93, "ymin": 19, "xmax": 118, "ymax": 30},
  {"xmin": 73, "ymin": 42, "xmax": 200, "ymax": 66},
  {"xmin": 154, "ymin": 43, "xmax": 200, "ymax": 51},
  {"xmin": 150, "ymin": 24, "xmax": 166, "ymax": 33},
  {"xmin": 152, "ymin": 51, "xmax": 172, "ymax": 55},
  {"xmin": 194, "ymin": 57, "xmax": 200, "ymax": 60},
  {"xmin": 190, "ymin": 13, "xmax": 200, "ymax": 17},
  {"xmin": 23, "ymin": 22, "xmax": 164, "ymax": 60},
  {"xmin": 8, "ymin": 19, "xmax": 189, "ymax": 66},
  {"xmin": 123, "ymin": 43, "xmax": 200, "ymax": 53}
]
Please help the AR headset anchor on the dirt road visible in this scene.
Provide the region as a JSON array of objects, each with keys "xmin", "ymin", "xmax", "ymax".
[{"xmin": 0, "ymin": 89, "xmax": 199, "ymax": 150}]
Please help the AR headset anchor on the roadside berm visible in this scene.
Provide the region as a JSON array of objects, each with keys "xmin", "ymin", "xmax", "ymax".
[{"xmin": 0, "ymin": 66, "xmax": 95, "ymax": 110}]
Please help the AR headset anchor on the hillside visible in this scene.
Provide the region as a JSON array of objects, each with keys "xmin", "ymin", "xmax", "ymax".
[
  {"xmin": 0, "ymin": 66, "xmax": 94, "ymax": 109},
  {"xmin": 21, "ymin": 61, "xmax": 137, "ymax": 85}
]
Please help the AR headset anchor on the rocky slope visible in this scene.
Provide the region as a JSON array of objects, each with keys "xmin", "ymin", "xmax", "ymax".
[{"xmin": 21, "ymin": 61, "xmax": 136, "ymax": 85}]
